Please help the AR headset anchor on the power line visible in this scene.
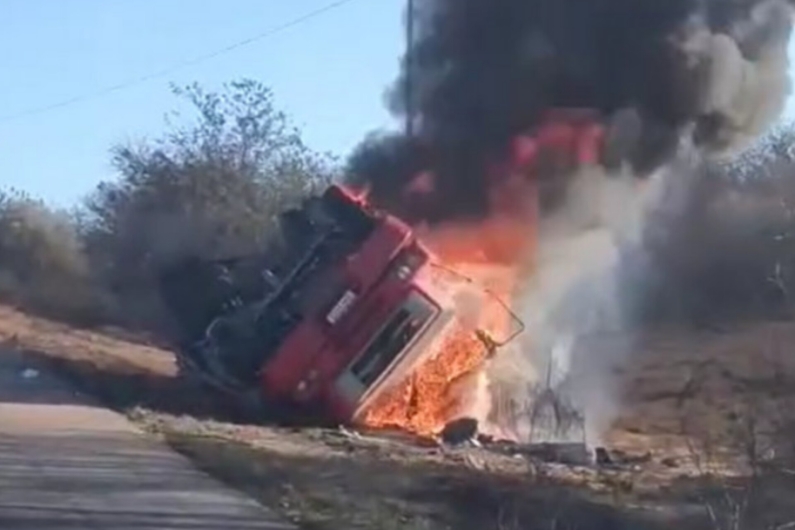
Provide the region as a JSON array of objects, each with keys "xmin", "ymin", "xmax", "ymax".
[{"xmin": 0, "ymin": 0, "xmax": 360, "ymax": 123}]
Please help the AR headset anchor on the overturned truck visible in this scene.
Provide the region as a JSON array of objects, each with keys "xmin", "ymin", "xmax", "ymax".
[
  {"xmin": 156, "ymin": 110, "xmax": 610, "ymax": 429},
  {"xmin": 157, "ymin": 185, "xmax": 457, "ymax": 425}
]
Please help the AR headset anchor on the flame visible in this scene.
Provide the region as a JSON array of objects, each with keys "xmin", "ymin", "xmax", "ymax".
[
  {"xmin": 359, "ymin": 111, "xmax": 604, "ymax": 438},
  {"xmin": 361, "ymin": 218, "xmax": 532, "ymax": 437}
]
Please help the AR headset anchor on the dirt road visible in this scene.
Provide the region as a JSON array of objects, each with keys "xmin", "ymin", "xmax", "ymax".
[{"xmin": 0, "ymin": 348, "xmax": 295, "ymax": 530}]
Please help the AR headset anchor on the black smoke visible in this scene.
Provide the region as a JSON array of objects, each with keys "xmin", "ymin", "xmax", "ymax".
[{"xmin": 346, "ymin": 0, "xmax": 793, "ymax": 223}]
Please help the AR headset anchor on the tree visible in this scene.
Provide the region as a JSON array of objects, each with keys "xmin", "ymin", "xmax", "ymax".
[
  {"xmin": 0, "ymin": 189, "xmax": 103, "ymax": 323},
  {"xmin": 81, "ymin": 79, "xmax": 337, "ymax": 328},
  {"xmin": 625, "ymin": 123, "xmax": 795, "ymax": 326}
]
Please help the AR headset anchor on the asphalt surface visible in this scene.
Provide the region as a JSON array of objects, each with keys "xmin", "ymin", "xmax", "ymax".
[{"xmin": 0, "ymin": 348, "xmax": 295, "ymax": 530}]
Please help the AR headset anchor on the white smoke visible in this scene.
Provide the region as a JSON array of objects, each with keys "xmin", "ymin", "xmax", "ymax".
[
  {"xmin": 681, "ymin": 1, "xmax": 792, "ymax": 153},
  {"xmin": 483, "ymin": 163, "xmax": 683, "ymax": 445}
]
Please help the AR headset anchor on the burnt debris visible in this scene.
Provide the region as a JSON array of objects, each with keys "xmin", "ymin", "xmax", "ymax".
[{"xmin": 440, "ymin": 417, "xmax": 480, "ymax": 446}]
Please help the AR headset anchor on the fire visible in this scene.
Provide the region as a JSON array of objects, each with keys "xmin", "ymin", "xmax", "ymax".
[
  {"xmin": 360, "ymin": 111, "xmax": 605, "ymax": 438},
  {"xmin": 361, "ymin": 217, "xmax": 532, "ymax": 437}
]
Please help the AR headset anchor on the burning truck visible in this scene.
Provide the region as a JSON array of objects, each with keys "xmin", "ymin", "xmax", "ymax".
[
  {"xmin": 338, "ymin": 0, "xmax": 794, "ymax": 442},
  {"xmin": 156, "ymin": 110, "xmax": 607, "ymax": 437},
  {"xmin": 156, "ymin": 182, "xmax": 505, "ymax": 427},
  {"xmin": 154, "ymin": 0, "xmax": 795, "ymax": 441}
]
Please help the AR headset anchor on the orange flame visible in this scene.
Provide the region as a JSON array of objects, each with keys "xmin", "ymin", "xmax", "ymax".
[
  {"xmin": 362, "ymin": 212, "xmax": 534, "ymax": 437},
  {"xmin": 360, "ymin": 112, "xmax": 604, "ymax": 438}
]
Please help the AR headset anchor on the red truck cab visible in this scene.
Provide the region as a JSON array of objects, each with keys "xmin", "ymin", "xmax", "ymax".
[
  {"xmin": 157, "ymin": 184, "xmax": 457, "ymax": 426},
  {"xmin": 257, "ymin": 185, "xmax": 455, "ymax": 424}
]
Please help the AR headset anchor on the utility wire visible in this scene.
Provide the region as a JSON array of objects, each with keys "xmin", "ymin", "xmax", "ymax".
[{"xmin": 0, "ymin": 0, "xmax": 359, "ymax": 123}]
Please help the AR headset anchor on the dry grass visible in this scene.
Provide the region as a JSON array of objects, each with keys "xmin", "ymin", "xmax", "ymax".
[
  {"xmin": 0, "ymin": 305, "xmax": 172, "ymax": 375},
  {"xmin": 133, "ymin": 411, "xmax": 675, "ymax": 530},
  {"xmin": 4, "ymin": 303, "xmax": 795, "ymax": 528}
]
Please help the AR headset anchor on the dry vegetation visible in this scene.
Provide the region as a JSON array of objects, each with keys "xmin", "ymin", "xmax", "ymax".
[
  {"xmin": 0, "ymin": 79, "xmax": 335, "ymax": 334},
  {"xmin": 3, "ymin": 81, "xmax": 795, "ymax": 528},
  {"xmin": 5, "ymin": 300, "xmax": 795, "ymax": 529}
]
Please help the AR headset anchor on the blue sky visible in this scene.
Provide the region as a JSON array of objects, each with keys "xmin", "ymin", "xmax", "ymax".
[
  {"xmin": 0, "ymin": 0, "xmax": 403, "ymax": 207},
  {"xmin": 0, "ymin": 1, "xmax": 793, "ymax": 208}
]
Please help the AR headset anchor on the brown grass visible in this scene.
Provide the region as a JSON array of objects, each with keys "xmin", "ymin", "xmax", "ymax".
[{"xmin": 4, "ymin": 303, "xmax": 795, "ymax": 528}]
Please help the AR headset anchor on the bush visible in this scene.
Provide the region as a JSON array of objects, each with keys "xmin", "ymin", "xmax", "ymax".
[
  {"xmin": 79, "ymin": 79, "xmax": 336, "ymax": 331},
  {"xmin": 0, "ymin": 79, "xmax": 337, "ymax": 333},
  {"xmin": 627, "ymin": 134, "xmax": 795, "ymax": 327},
  {"xmin": 0, "ymin": 190, "xmax": 107, "ymax": 324}
]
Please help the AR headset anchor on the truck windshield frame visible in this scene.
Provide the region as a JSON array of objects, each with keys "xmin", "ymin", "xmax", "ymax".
[{"xmin": 335, "ymin": 289, "xmax": 439, "ymax": 404}]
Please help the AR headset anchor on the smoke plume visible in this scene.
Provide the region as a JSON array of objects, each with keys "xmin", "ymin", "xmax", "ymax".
[
  {"xmin": 483, "ymin": 165, "xmax": 666, "ymax": 444},
  {"xmin": 347, "ymin": 0, "xmax": 793, "ymax": 224},
  {"xmin": 351, "ymin": 0, "xmax": 795, "ymax": 444}
]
